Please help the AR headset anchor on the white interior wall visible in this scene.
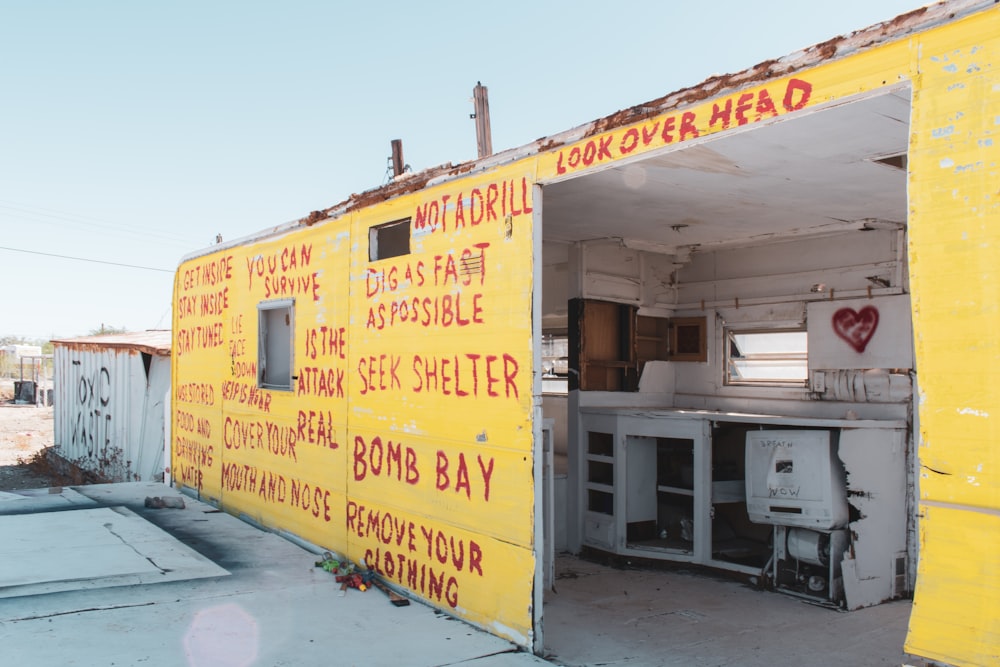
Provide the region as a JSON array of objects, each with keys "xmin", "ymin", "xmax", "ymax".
[
  {"xmin": 542, "ymin": 229, "xmax": 911, "ymax": 416},
  {"xmin": 542, "ymin": 241, "xmax": 570, "ymax": 330},
  {"xmin": 669, "ymin": 228, "xmax": 910, "ymax": 420},
  {"xmin": 542, "ymin": 228, "xmax": 916, "ymax": 575}
]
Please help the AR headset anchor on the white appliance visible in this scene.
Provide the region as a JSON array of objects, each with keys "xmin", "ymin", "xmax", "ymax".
[
  {"xmin": 745, "ymin": 429, "xmax": 850, "ymax": 604},
  {"xmin": 745, "ymin": 429, "xmax": 848, "ymax": 529}
]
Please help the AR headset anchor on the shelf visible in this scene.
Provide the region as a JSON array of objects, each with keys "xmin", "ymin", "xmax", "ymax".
[
  {"xmin": 657, "ymin": 484, "xmax": 694, "ymax": 496},
  {"xmin": 586, "ymin": 482, "xmax": 614, "ymax": 493},
  {"xmin": 712, "ymin": 480, "xmax": 745, "ymax": 504},
  {"xmin": 586, "ymin": 454, "xmax": 614, "ymax": 464}
]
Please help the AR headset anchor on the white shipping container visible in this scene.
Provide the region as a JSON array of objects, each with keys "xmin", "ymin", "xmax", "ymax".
[{"xmin": 51, "ymin": 331, "xmax": 171, "ymax": 482}]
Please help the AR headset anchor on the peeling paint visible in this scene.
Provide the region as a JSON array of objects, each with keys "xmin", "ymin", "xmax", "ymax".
[
  {"xmin": 957, "ymin": 407, "xmax": 990, "ymax": 418},
  {"xmin": 839, "ymin": 428, "xmax": 907, "ymax": 609}
]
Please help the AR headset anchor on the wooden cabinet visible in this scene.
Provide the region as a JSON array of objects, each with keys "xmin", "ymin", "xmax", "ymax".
[
  {"xmin": 570, "ymin": 298, "xmax": 705, "ymax": 391},
  {"xmin": 636, "ymin": 315, "xmax": 670, "ymax": 377},
  {"xmin": 571, "ymin": 299, "xmax": 637, "ymax": 391}
]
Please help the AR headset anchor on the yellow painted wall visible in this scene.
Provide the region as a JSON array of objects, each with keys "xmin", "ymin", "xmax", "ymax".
[
  {"xmin": 904, "ymin": 7, "xmax": 1000, "ymax": 666},
  {"xmin": 173, "ymin": 162, "xmax": 538, "ymax": 644},
  {"xmin": 529, "ymin": 7, "xmax": 1000, "ymax": 662},
  {"xmin": 173, "ymin": 3, "xmax": 1000, "ymax": 660}
]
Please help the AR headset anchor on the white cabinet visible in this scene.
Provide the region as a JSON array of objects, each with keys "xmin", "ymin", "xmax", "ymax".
[
  {"xmin": 578, "ymin": 408, "xmax": 908, "ymax": 596},
  {"xmin": 581, "ymin": 410, "xmax": 710, "ymax": 565}
]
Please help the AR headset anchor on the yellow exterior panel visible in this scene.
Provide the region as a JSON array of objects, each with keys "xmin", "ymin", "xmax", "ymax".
[
  {"xmin": 347, "ymin": 500, "xmax": 535, "ymax": 645},
  {"xmin": 348, "ymin": 428, "xmax": 534, "ymax": 546},
  {"xmin": 909, "ymin": 9, "xmax": 1000, "ymax": 512},
  {"xmin": 173, "ymin": 250, "xmax": 236, "ymax": 503},
  {"xmin": 904, "ymin": 7, "xmax": 1000, "ymax": 665},
  {"xmin": 173, "ymin": 160, "xmax": 538, "ymax": 644},
  {"xmin": 905, "ymin": 504, "xmax": 1000, "ymax": 666},
  {"xmin": 343, "ymin": 162, "xmax": 537, "ymax": 642}
]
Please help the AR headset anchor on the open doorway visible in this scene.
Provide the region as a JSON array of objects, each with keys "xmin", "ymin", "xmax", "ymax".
[{"xmin": 536, "ymin": 87, "xmax": 914, "ymax": 658}]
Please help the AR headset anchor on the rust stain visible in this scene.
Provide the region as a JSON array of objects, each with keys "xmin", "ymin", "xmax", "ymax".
[
  {"xmin": 887, "ymin": 5, "xmax": 931, "ymax": 30},
  {"xmin": 293, "ymin": 162, "xmax": 460, "ymax": 222},
  {"xmin": 53, "ymin": 331, "xmax": 172, "ymax": 357},
  {"xmin": 302, "ymin": 210, "xmax": 326, "ymax": 226},
  {"xmin": 587, "ymin": 58, "xmax": 787, "ymax": 137},
  {"xmin": 570, "ymin": 4, "xmax": 935, "ymax": 141}
]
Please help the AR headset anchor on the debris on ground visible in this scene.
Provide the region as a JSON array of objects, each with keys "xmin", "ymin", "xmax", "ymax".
[
  {"xmin": 144, "ymin": 496, "xmax": 186, "ymax": 509},
  {"xmin": 314, "ymin": 552, "xmax": 410, "ymax": 606}
]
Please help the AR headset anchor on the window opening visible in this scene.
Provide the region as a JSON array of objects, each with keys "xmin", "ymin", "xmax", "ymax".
[
  {"xmin": 258, "ymin": 299, "xmax": 295, "ymax": 390},
  {"xmin": 542, "ymin": 331, "xmax": 569, "ymax": 395},
  {"xmin": 725, "ymin": 328, "xmax": 807, "ymax": 386},
  {"xmin": 369, "ymin": 218, "xmax": 411, "ymax": 261}
]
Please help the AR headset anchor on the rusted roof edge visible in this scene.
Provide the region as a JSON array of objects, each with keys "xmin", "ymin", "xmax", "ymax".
[
  {"xmin": 51, "ymin": 332, "xmax": 172, "ymax": 357},
  {"xmin": 52, "ymin": 341, "xmax": 171, "ymax": 357}
]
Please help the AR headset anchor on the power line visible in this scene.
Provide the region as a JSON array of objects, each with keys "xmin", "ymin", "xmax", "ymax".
[
  {"xmin": 0, "ymin": 199, "xmax": 196, "ymax": 247},
  {"xmin": 0, "ymin": 244, "xmax": 173, "ymax": 273}
]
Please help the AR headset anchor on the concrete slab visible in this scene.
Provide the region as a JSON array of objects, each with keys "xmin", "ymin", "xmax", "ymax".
[
  {"xmin": 0, "ymin": 486, "xmax": 97, "ymax": 514},
  {"xmin": 0, "ymin": 506, "xmax": 229, "ymax": 598},
  {"xmin": 0, "ymin": 482, "xmax": 543, "ymax": 667},
  {"xmin": 0, "ymin": 482, "xmax": 913, "ymax": 666}
]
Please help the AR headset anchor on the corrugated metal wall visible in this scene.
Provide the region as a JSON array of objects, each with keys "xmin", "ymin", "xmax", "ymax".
[{"xmin": 53, "ymin": 345, "xmax": 169, "ymax": 482}]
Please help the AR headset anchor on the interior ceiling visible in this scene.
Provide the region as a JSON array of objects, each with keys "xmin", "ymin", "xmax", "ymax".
[{"xmin": 541, "ymin": 89, "xmax": 910, "ymax": 255}]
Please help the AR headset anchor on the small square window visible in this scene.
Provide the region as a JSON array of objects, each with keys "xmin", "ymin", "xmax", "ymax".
[
  {"xmin": 258, "ymin": 299, "xmax": 294, "ymax": 390},
  {"xmin": 369, "ymin": 218, "xmax": 410, "ymax": 261},
  {"xmin": 725, "ymin": 328, "xmax": 807, "ymax": 386},
  {"xmin": 668, "ymin": 317, "xmax": 707, "ymax": 362}
]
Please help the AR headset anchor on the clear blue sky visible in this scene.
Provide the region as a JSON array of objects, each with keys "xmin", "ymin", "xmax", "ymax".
[{"xmin": 0, "ymin": 0, "xmax": 926, "ymax": 340}]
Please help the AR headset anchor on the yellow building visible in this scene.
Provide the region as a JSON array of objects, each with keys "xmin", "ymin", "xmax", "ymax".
[{"xmin": 173, "ymin": 1, "xmax": 1000, "ymax": 663}]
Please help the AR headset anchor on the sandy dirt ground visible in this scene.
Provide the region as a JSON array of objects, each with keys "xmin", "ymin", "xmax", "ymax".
[{"xmin": 0, "ymin": 379, "xmax": 64, "ymax": 490}]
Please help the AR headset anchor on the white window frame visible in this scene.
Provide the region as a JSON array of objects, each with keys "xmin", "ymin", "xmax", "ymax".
[
  {"xmin": 258, "ymin": 299, "xmax": 295, "ymax": 391},
  {"xmin": 725, "ymin": 326, "xmax": 808, "ymax": 387}
]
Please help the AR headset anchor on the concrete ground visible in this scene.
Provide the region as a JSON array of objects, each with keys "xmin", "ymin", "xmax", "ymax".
[
  {"xmin": 0, "ymin": 482, "xmax": 548, "ymax": 667},
  {"xmin": 0, "ymin": 482, "xmax": 916, "ymax": 667},
  {"xmin": 542, "ymin": 555, "xmax": 914, "ymax": 666}
]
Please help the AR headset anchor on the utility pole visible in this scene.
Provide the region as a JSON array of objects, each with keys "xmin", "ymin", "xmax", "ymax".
[{"xmin": 471, "ymin": 81, "xmax": 493, "ymax": 159}]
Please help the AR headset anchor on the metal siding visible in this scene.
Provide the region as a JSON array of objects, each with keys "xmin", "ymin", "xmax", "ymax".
[{"xmin": 53, "ymin": 343, "xmax": 169, "ymax": 482}]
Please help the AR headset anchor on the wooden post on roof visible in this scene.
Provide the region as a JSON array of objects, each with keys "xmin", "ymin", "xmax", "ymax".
[
  {"xmin": 390, "ymin": 139, "xmax": 405, "ymax": 178},
  {"xmin": 472, "ymin": 82, "xmax": 492, "ymax": 158}
]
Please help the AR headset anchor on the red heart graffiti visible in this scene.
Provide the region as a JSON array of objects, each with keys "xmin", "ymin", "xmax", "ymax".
[{"xmin": 832, "ymin": 306, "xmax": 880, "ymax": 353}]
